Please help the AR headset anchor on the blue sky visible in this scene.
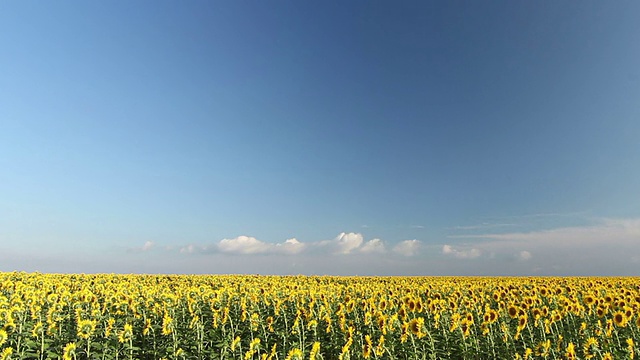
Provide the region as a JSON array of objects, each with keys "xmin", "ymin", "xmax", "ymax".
[{"xmin": 1, "ymin": 1, "xmax": 639, "ymax": 275}]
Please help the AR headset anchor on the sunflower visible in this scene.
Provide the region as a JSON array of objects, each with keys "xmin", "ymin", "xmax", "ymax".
[
  {"xmin": 460, "ymin": 319, "xmax": 472, "ymax": 338},
  {"xmin": 161, "ymin": 313, "xmax": 174, "ymax": 335},
  {"xmin": 508, "ymin": 305, "xmax": 519, "ymax": 318},
  {"xmin": 534, "ymin": 339, "xmax": 551, "ymax": 357},
  {"xmin": 397, "ymin": 306, "xmax": 407, "ymax": 319},
  {"xmin": 0, "ymin": 329, "xmax": 7, "ymax": 347},
  {"xmin": 520, "ymin": 296, "xmax": 530, "ymax": 306},
  {"xmin": 375, "ymin": 335, "xmax": 385, "ymax": 356},
  {"xmin": 363, "ymin": 335, "xmax": 373, "ymax": 359},
  {"xmin": 531, "ymin": 308, "xmax": 542, "ymax": 321},
  {"xmin": 465, "ymin": 312, "xmax": 474, "ymax": 324},
  {"xmin": 408, "ymin": 299, "xmax": 417, "ymax": 312},
  {"xmin": 415, "ymin": 299, "xmax": 423, "ymax": 312},
  {"xmin": 613, "ymin": 311, "xmax": 628, "ymax": 327},
  {"xmin": 244, "ymin": 338, "xmax": 261, "ymax": 360},
  {"xmin": 555, "ymin": 287, "xmax": 563, "ymax": 295},
  {"xmin": 542, "ymin": 306, "xmax": 549, "ymax": 317},
  {"xmin": 517, "ymin": 315, "xmax": 528, "ymax": 332},
  {"xmin": 376, "ymin": 314, "xmax": 387, "ymax": 333},
  {"xmin": 578, "ymin": 322, "xmax": 587, "ymax": 335},
  {"xmin": 346, "ymin": 300, "xmax": 356, "ymax": 313},
  {"xmin": 77, "ymin": 319, "xmax": 97, "ymax": 339},
  {"xmin": 285, "ymin": 348, "xmax": 303, "ymax": 360},
  {"xmin": 249, "ymin": 313, "xmax": 259, "ymax": 332},
  {"xmin": 540, "ymin": 287, "xmax": 548, "ymax": 297},
  {"xmin": 408, "ymin": 318, "xmax": 420, "ymax": 335},
  {"xmin": 104, "ymin": 317, "xmax": 115, "ymax": 337},
  {"xmin": 266, "ymin": 316, "xmax": 275, "ymax": 332},
  {"xmin": 0, "ymin": 345, "xmax": 12, "ymax": 360},
  {"xmin": 31, "ymin": 321, "xmax": 44, "ymax": 338},
  {"xmin": 480, "ymin": 322, "xmax": 489, "ymax": 336},
  {"xmin": 400, "ymin": 322, "xmax": 409, "ymax": 343},
  {"xmin": 565, "ymin": 342, "xmax": 576, "ymax": 360},
  {"xmin": 483, "ymin": 312, "xmax": 490, "ymax": 323},
  {"xmin": 583, "ymin": 337, "xmax": 598, "ymax": 359},
  {"xmin": 378, "ymin": 299, "xmax": 388, "ymax": 311},
  {"xmin": 249, "ymin": 338, "xmax": 260, "ymax": 351},
  {"xmin": 266, "ymin": 343, "xmax": 277, "ymax": 360},
  {"xmin": 448, "ymin": 300, "xmax": 457, "ymax": 311},
  {"xmin": 340, "ymin": 331, "xmax": 354, "ymax": 359},
  {"xmin": 62, "ymin": 342, "xmax": 77, "ymax": 360},
  {"xmin": 408, "ymin": 317, "xmax": 426, "ymax": 338},
  {"xmin": 118, "ymin": 323, "xmax": 133, "ymax": 343},
  {"xmin": 624, "ymin": 306, "xmax": 634, "ymax": 320},
  {"xmin": 310, "ymin": 342, "xmax": 320, "ymax": 360},
  {"xmin": 231, "ymin": 336, "xmax": 241, "ymax": 352},
  {"xmin": 450, "ymin": 313, "xmax": 461, "ymax": 332}
]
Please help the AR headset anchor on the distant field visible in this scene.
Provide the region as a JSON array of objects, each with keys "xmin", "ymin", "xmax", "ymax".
[{"xmin": 0, "ymin": 273, "xmax": 638, "ymax": 359}]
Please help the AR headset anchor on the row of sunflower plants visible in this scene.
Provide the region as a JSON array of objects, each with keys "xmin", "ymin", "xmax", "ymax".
[{"xmin": 0, "ymin": 273, "xmax": 639, "ymax": 359}]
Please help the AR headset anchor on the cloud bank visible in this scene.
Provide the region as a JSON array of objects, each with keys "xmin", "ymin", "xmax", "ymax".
[
  {"xmin": 176, "ymin": 232, "xmax": 421, "ymax": 259},
  {"xmin": 442, "ymin": 217, "xmax": 640, "ymax": 275},
  {"xmin": 393, "ymin": 240, "xmax": 420, "ymax": 256},
  {"xmin": 215, "ymin": 236, "xmax": 305, "ymax": 255},
  {"xmin": 6, "ymin": 217, "xmax": 639, "ymax": 276},
  {"xmin": 359, "ymin": 238, "xmax": 386, "ymax": 254},
  {"xmin": 442, "ymin": 244, "xmax": 481, "ymax": 259}
]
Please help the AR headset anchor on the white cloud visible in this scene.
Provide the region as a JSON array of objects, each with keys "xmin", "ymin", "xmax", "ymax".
[
  {"xmin": 180, "ymin": 244, "xmax": 196, "ymax": 254},
  {"xmin": 393, "ymin": 240, "xmax": 420, "ymax": 256},
  {"xmin": 332, "ymin": 232, "xmax": 364, "ymax": 255},
  {"xmin": 442, "ymin": 244, "xmax": 481, "ymax": 259},
  {"xmin": 14, "ymin": 217, "xmax": 640, "ymax": 275},
  {"xmin": 126, "ymin": 241, "xmax": 157, "ymax": 253},
  {"xmin": 178, "ymin": 232, "xmax": 395, "ymax": 257},
  {"xmin": 214, "ymin": 236, "xmax": 307, "ymax": 255},
  {"xmin": 517, "ymin": 250, "xmax": 532, "ymax": 261},
  {"xmin": 275, "ymin": 238, "xmax": 306, "ymax": 255},
  {"xmin": 218, "ymin": 236, "xmax": 271, "ymax": 255},
  {"xmin": 359, "ymin": 238, "xmax": 386, "ymax": 254}
]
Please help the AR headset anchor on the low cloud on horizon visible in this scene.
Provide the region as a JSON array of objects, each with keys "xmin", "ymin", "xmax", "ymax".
[
  {"xmin": 176, "ymin": 232, "xmax": 422, "ymax": 258},
  {"xmin": 3, "ymin": 218, "xmax": 640, "ymax": 276},
  {"xmin": 440, "ymin": 217, "xmax": 640, "ymax": 275}
]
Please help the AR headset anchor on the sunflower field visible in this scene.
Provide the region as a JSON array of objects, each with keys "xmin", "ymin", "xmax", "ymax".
[{"xmin": 0, "ymin": 272, "xmax": 638, "ymax": 359}]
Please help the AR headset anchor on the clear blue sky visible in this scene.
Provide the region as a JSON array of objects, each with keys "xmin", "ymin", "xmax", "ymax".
[{"xmin": 2, "ymin": 1, "xmax": 639, "ymax": 275}]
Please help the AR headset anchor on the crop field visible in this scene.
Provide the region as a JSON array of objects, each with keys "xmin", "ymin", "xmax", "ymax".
[{"xmin": 0, "ymin": 273, "xmax": 638, "ymax": 359}]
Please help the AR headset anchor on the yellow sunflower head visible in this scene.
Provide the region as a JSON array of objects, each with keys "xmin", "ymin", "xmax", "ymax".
[
  {"xmin": 613, "ymin": 311, "xmax": 627, "ymax": 327},
  {"xmin": 508, "ymin": 305, "xmax": 519, "ymax": 318}
]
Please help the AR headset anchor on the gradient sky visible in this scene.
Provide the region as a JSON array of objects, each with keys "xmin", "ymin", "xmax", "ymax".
[{"xmin": 1, "ymin": 1, "xmax": 639, "ymax": 275}]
